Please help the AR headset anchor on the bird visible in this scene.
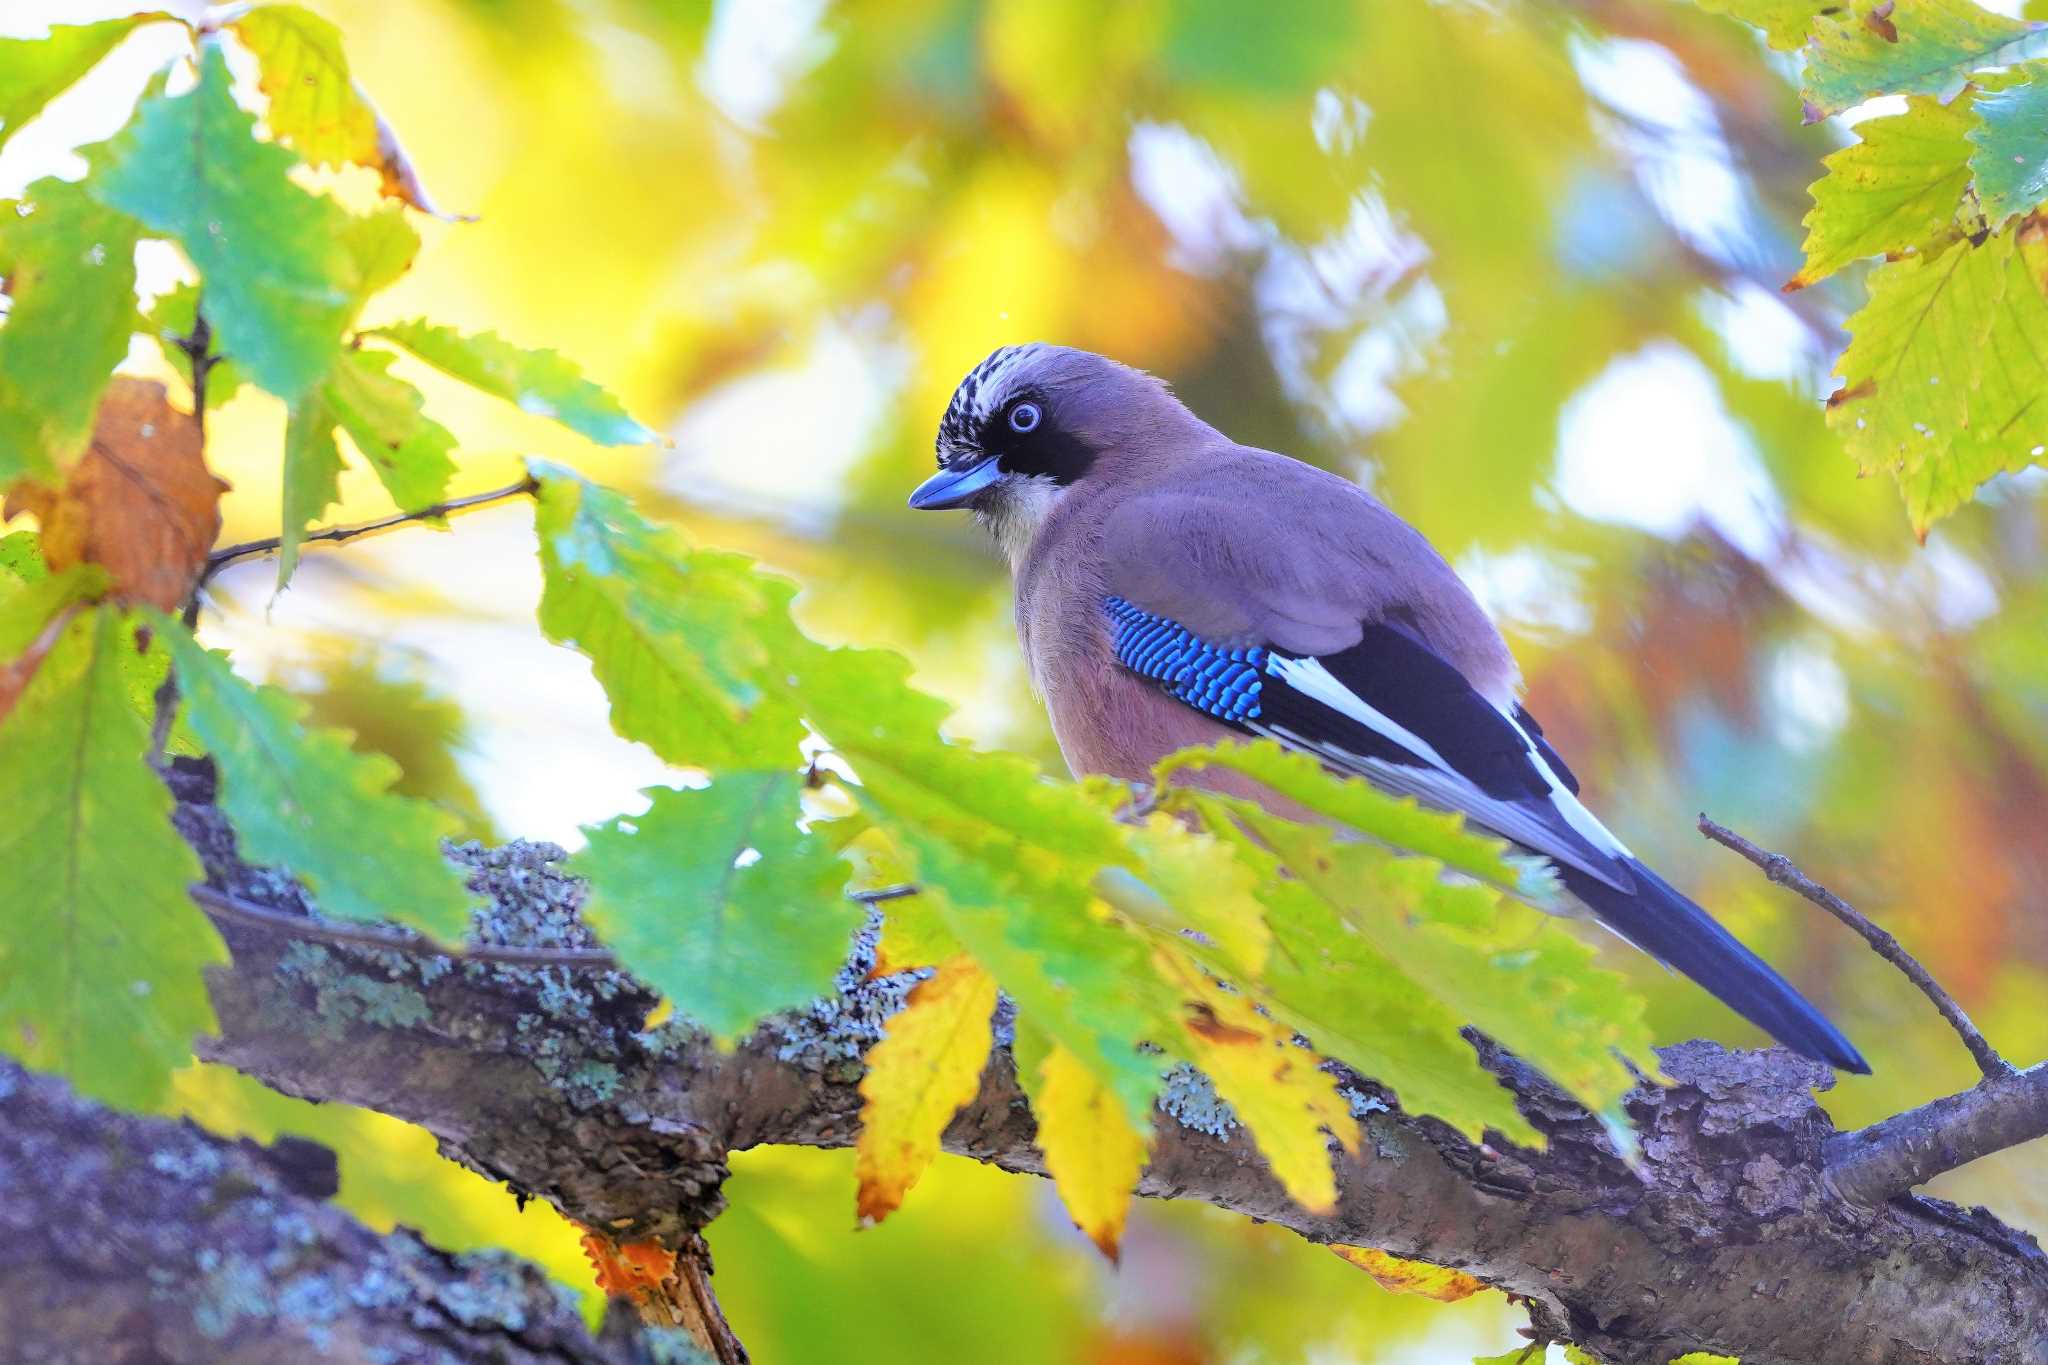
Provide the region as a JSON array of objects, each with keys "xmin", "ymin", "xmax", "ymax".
[{"xmin": 908, "ymin": 342, "xmax": 1868, "ymax": 1075}]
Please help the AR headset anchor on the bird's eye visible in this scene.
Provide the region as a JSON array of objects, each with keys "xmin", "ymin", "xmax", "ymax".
[{"xmin": 1007, "ymin": 401, "xmax": 1042, "ymax": 434}]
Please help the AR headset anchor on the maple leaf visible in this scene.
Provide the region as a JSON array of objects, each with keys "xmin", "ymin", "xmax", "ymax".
[
  {"xmin": 854, "ymin": 953, "xmax": 1000, "ymax": 1225},
  {"xmin": 2, "ymin": 378, "xmax": 226, "ymax": 612}
]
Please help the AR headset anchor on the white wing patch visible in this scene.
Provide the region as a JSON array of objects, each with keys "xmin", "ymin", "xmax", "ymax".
[
  {"xmin": 1253, "ymin": 656, "xmax": 1635, "ymax": 893},
  {"xmin": 1491, "ymin": 700, "xmax": 1633, "ymax": 859}
]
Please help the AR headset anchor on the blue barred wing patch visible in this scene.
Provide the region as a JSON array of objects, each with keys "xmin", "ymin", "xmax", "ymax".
[{"xmin": 1103, "ymin": 596, "xmax": 1269, "ymax": 723}]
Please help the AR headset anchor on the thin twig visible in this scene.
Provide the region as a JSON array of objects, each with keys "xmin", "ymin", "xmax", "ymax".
[
  {"xmin": 199, "ymin": 476, "xmax": 543, "ymax": 588},
  {"xmin": 188, "ymin": 880, "xmax": 920, "ymax": 972},
  {"xmin": 151, "ymin": 307, "xmax": 218, "ymax": 765},
  {"xmin": 1697, "ymin": 814, "xmax": 2011, "ymax": 1079}
]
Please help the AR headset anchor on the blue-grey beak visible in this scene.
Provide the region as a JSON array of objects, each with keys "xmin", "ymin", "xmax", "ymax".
[{"xmin": 908, "ymin": 457, "xmax": 1001, "ymax": 510}]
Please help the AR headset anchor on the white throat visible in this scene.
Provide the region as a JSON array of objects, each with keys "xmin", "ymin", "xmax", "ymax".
[{"xmin": 975, "ymin": 475, "xmax": 1065, "ymax": 569}]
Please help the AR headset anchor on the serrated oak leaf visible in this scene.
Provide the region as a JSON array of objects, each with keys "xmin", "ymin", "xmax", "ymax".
[
  {"xmin": 322, "ymin": 348, "xmax": 458, "ymax": 511},
  {"xmin": 90, "ymin": 42, "xmax": 356, "ymax": 402},
  {"xmin": 0, "ymin": 605, "xmax": 219, "ymax": 1108},
  {"xmin": 155, "ymin": 616, "xmax": 474, "ymax": 940},
  {"xmin": 854, "ymin": 953, "xmax": 999, "ymax": 1224},
  {"xmin": 530, "ymin": 463, "xmax": 806, "ymax": 770},
  {"xmin": 228, "ymin": 5, "xmax": 466, "ymax": 220},
  {"xmin": 370, "ymin": 321, "xmax": 655, "ymax": 446},
  {"xmin": 2, "ymin": 379, "xmax": 226, "ymax": 612}
]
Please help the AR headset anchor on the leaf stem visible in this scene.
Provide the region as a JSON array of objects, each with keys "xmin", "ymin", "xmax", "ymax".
[{"xmin": 1697, "ymin": 813, "xmax": 2010, "ymax": 1079}]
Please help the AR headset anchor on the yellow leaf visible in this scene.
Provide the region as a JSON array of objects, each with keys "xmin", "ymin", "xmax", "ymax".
[
  {"xmin": 853, "ymin": 954, "xmax": 998, "ymax": 1224},
  {"xmin": 1031, "ymin": 1039, "xmax": 1151, "ymax": 1261},
  {"xmin": 1329, "ymin": 1246, "xmax": 1489, "ymax": 1301},
  {"xmin": 1168, "ymin": 955, "xmax": 1359, "ymax": 1214}
]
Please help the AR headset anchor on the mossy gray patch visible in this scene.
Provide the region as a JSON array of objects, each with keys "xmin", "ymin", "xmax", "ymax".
[{"xmin": 1159, "ymin": 1063, "xmax": 1239, "ymax": 1138}]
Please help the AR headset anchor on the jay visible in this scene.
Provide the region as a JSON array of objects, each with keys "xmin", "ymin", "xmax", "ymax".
[{"xmin": 909, "ymin": 342, "xmax": 1867, "ymax": 1074}]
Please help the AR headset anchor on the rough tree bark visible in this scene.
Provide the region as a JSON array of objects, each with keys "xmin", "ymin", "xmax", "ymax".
[
  {"xmin": 161, "ymin": 760, "xmax": 2047, "ymax": 1365},
  {"xmin": 0, "ymin": 1058, "xmax": 698, "ymax": 1364}
]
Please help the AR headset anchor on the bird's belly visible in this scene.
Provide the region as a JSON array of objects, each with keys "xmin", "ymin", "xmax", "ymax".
[{"xmin": 1042, "ymin": 664, "xmax": 1337, "ymax": 817}]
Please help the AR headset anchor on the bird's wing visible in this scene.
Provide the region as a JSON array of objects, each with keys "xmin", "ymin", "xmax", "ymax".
[
  {"xmin": 1101, "ymin": 594, "xmax": 1635, "ymax": 892},
  {"xmin": 1091, "ymin": 450, "xmax": 1517, "ymax": 683}
]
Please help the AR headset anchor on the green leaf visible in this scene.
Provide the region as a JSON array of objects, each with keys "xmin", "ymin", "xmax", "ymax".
[
  {"xmin": 1692, "ymin": 0, "xmax": 1826, "ymax": 49},
  {"xmin": 370, "ymin": 320, "xmax": 656, "ymax": 445},
  {"xmin": 1234, "ymin": 803, "xmax": 1653, "ymax": 1129},
  {"xmin": 1968, "ymin": 66, "xmax": 2048, "ymax": 225},
  {"xmin": 278, "ymin": 391, "xmax": 347, "ymax": 588},
  {"xmin": 0, "ymin": 564, "xmax": 106, "ymax": 660},
  {"xmin": 1174, "ymin": 792, "xmax": 1534, "ymax": 1140},
  {"xmin": 340, "ymin": 207, "xmax": 421, "ymax": 302},
  {"xmin": 0, "ymin": 605, "xmax": 218, "ymax": 1108},
  {"xmin": 1827, "ymin": 233, "xmax": 2048, "ymax": 534},
  {"xmin": 155, "ymin": 615, "xmax": 473, "ymax": 940},
  {"xmin": 322, "ymin": 348, "xmax": 457, "ymax": 511},
  {"xmin": 1793, "ymin": 95, "xmax": 1973, "ymax": 289},
  {"xmin": 0, "ymin": 530, "xmax": 44, "ymax": 584},
  {"xmin": 142, "ymin": 283, "xmax": 246, "ymax": 410},
  {"xmin": 0, "ymin": 15, "xmax": 161, "ymax": 153},
  {"xmin": 530, "ymin": 462, "xmax": 806, "ymax": 770},
  {"xmin": 229, "ymin": 4, "xmax": 377, "ymax": 168},
  {"xmin": 1802, "ymin": 0, "xmax": 2036, "ymax": 121},
  {"xmin": 90, "ymin": 41, "xmax": 356, "ymax": 402},
  {"xmin": 0, "ymin": 178, "xmax": 142, "ymax": 482},
  {"xmin": 1152, "ymin": 739, "xmax": 1552, "ymax": 901},
  {"xmin": 572, "ymin": 773, "xmax": 857, "ymax": 1041}
]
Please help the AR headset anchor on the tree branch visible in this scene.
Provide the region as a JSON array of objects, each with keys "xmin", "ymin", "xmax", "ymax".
[
  {"xmin": 0, "ymin": 1056, "xmax": 691, "ymax": 1364},
  {"xmin": 1697, "ymin": 812, "xmax": 2011, "ymax": 1079},
  {"xmin": 164, "ymin": 766, "xmax": 2048, "ymax": 1365},
  {"xmin": 200, "ymin": 475, "xmax": 544, "ymax": 588}
]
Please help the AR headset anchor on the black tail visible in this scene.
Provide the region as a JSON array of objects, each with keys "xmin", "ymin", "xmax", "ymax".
[{"xmin": 1560, "ymin": 859, "xmax": 1869, "ymax": 1074}]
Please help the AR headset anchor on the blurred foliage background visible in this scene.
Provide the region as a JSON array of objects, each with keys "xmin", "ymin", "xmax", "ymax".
[{"xmin": 13, "ymin": 0, "xmax": 2048, "ymax": 1358}]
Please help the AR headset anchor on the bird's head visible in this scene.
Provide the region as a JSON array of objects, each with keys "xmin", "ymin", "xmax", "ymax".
[{"xmin": 909, "ymin": 343, "xmax": 1197, "ymax": 559}]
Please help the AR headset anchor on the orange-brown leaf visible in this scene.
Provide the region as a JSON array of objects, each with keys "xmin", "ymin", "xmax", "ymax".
[
  {"xmin": 854, "ymin": 953, "xmax": 999, "ymax": 1225},
  {"xmin": 3, "ymin": 379, "xmax": 227, "ymax": 611},
  {"xmin": 579, "ymin": 1233, "xmax": 686, "ymax": 1325},
  {"xmin": 1329, "ymin": 1245, "xmax": 1490, "ymax": 1301}
]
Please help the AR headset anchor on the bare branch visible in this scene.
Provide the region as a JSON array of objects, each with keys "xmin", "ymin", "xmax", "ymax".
[
  {"xmin": 1697, "ymin": 813, "xmax": 2010, "ymax": 1079},
  {"xmin": 200, "ymin": 475, "xmax": 544, "ymax": 588},
  {"xmin": 1826, "ymin": 1063, "xmax": 2048, "ymax": 1207}
]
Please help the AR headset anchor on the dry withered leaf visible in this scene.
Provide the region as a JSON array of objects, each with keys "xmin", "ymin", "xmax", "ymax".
[{"xmin": 3, "ymin": 378, "xmax": 229, "ymax": 611}]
